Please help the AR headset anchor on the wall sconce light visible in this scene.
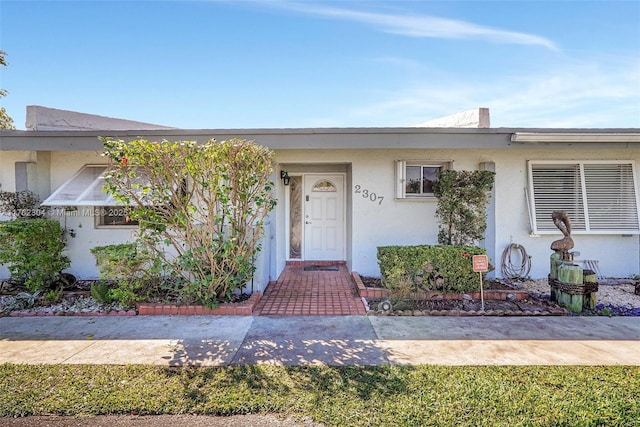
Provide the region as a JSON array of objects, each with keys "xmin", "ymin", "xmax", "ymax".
[{"xmin": 280, "ymin": 170, "xmax": 291, "ymax": 186}]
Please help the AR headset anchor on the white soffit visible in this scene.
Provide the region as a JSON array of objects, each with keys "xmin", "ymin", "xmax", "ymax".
[{"xmin": 511, "ymin": 132, "xmax": 640, "ymax": 143}]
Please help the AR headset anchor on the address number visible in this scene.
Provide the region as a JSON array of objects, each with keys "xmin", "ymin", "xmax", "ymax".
[{"xmin": 354, "ymin": 185, "xmax": 384, "ymax": 205}]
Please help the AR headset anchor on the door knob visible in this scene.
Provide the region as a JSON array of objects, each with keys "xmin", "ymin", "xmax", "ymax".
[{"xmin": 305, "ymin": 221, "xmax": 312, "ymax": 224}]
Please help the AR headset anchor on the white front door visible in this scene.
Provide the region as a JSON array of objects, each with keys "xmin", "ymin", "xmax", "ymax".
[{"xmin": 303, "ymin": 174, "xmax": 345, "ymax": 260}]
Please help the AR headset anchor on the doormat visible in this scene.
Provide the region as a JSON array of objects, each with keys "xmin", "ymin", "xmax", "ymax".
[{"xmin": 304, "ymin": 266, "xmax": 340, "ymax": 271}]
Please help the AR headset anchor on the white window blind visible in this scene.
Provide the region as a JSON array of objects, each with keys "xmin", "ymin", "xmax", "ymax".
[{"xmin": 528, "ymin": 161, "xmax": 640, "ymax": 234}]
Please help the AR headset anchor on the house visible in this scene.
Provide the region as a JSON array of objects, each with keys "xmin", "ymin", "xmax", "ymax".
[{"xmin": 1, "ymin": 106, "xmax": 639, "ymax": 293}]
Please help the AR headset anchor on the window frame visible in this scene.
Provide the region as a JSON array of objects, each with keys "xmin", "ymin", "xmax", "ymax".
[
  {"xmin": 94, "ymin": 206, "xmax": 139, "ymax": 229},
  {"xmin": 527, "ymin": 160, "xmax": 640, "ymax": 234},
  {"xmin": 395, "ymin": 160, "xmax": 451, "ymax": 200},
  {"xmin": 42, "ymin": 164, "xmax": 143, "ymax": 229},
  {"xmin": 43, "ymin": 165, "xmax": 114, "ymax": 206}
]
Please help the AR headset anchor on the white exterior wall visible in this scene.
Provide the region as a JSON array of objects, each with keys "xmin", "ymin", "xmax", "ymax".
[
  {"xmin": 48, "ymin": 151, "xmax": 138, "ymax": 278},
  {"xmin": 491, "ymin": 148, "xmax": 640, "ymax": 279},
  {"xmin": 0, "ymin": 150, "xmax": 36, "ymax": 195},
  {"xmin": 274, "ymin": 148, "xmax": 500, "ymax": 279},
  {"xmin": 2, "ymin": 143, "xmax": 639, "ymax": 284},
  {"xmin": 274, "ymin": 147, "xmax": 640, "ymax": 280}
]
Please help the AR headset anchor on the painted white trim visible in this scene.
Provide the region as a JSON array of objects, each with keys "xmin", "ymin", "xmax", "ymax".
[
  {"xmin": 527, "ymin": 160, "xmax": 640, "ymax": 234},
  {"xmin": 512, "ymin": 132, "xmax": 640, "ymax": 143},
  {"xmin": 300, "ymin": 172, "xmax": 347, "ymax": 261}
]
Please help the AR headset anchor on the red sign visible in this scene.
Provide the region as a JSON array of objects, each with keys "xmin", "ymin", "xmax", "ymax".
[{"xmin": 472, "ymin": 255, "xmax": 489, "ymax": 272}]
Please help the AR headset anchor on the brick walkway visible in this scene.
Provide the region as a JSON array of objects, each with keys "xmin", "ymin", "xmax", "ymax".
[{"xmin": 254, "ymin": 262, "xmax": 367, "ymax": 315}]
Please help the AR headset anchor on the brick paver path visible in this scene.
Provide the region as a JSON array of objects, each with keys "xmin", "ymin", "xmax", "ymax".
[{"xmin": 254, "ymin": 262, "xmax": 366, "ymax": 315}]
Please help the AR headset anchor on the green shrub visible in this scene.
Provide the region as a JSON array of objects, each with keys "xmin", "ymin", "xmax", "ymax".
[
  {"xmin": 377, "ymin": 244, "xmax": 491, "ymax": 294},
  {"xmin": 90, "ymin": 242, "xmax": 160, "ymax": 307},
  {"xmin": 90, "ymin": 243, "xmax": 156, "ymax": 280},
  {"xmin": 433, "ymin": 170, "xmax": 495, "ymax": 245},
  {"xmin": 0, "ymin": 219, "xmax": 70, "ymax": 291},
  {"xmin": 108, "ymin": 287, "xmax": 139, "ymax": 308},
  {"xmin": 44, "ymin": 286, "xmax": 64, "ymax": 304},
  {"xmin": 90, "ymin": 282, "xmax": 114, "ymax": 304},
  {"xmin": 101, "ymin": 138, "xmax": 276, "ymax": 307}
]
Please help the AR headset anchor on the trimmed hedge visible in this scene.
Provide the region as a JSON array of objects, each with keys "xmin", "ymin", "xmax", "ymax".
[{"xmin": 377, "ymin": 244, "xmax": 491, "ymax": 294}]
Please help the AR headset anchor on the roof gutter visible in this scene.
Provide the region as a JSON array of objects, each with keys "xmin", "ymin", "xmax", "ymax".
[{"xmin": 511, "ymin": 132, "xmax": 640, "ymax": 144}]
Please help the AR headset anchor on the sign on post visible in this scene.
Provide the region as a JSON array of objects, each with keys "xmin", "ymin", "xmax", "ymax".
[
  {"xmin": 472, "ymin": 255, "xmax": 489, "ymax": 311},
  {"xmin": 472, "ymin": 255, "xmax": 489, "ymax": 272}
]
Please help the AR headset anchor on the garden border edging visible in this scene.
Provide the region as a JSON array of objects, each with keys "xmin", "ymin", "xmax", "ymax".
[
  {"xmin": 351, "ymin": 271, "xmax": 530, "ymax": 301},
  {"xmin": 136, "ymin": 292, "xmax": 262, "ymax": 316}
]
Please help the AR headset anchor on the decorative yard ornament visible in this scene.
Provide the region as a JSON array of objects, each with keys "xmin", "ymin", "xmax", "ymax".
[
  {"xmin": 550, "ymin": 210, "xmax": 574, "ymax": 253},
  {"xmin": 548, "ymin": 210, "xmax": 598, "ymax": 312}
]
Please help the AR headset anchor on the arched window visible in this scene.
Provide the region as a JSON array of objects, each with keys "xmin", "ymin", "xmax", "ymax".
[{"xmin": 312, "ymin": 180, "xmax": 337, "ymax": 192}]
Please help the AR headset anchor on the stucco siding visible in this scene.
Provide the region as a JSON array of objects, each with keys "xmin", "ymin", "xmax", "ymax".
[
  {"xmin": 46, "ymin": 152, "xmax": 125, "ymax": 278},
  {"xmin": 492, "ymin": 148, "xmax": 640, "ymax": 279},
  {"xmin": 275, "ymin": 147, "xmax": 640, "ymax": 279},
  {"xmin": 275, "ymin": 149, "xmax": 500, "ymax": 278},
  {"xmin": 0, "ymin": 150, "xmax": 36, "ymax": 195},
  {"xmin": 2, "ymin": 140, "xmax": 639, "ymax": 283}
]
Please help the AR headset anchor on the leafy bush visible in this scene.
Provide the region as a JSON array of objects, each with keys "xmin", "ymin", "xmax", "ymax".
[
  {"xmin": 433, "ymin": 170, "xmax": 495, "ymax": 245},
  {"xmin": 101, "ymin": 138, "xmax": 276, "ymax": 307},
  {"xmin": 0, "ymin": 219, "xmax": 70, "ymax": 291},
  {"xmin": 90, "ymin": 243, "xmax": 160, "ymax": 307},
  {"xmin": 44, "ymin": 287, "xmax": 63, "ymax": 304},
  {"xmin": 377, "ymin": 244, "xmax": 491, "ymax": 293},
  {"xmin": 90, "ymin": 243, "xmax": 157, "ymax": 281},
  {"xmin": 90, "ymin": 282, "xmax": 114, "ymax": 304}
]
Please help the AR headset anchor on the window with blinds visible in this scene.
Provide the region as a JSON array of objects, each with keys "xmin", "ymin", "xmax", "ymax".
[{"xmin": 527, "ymin": 160, "xmax": 640, "ymax": 234}]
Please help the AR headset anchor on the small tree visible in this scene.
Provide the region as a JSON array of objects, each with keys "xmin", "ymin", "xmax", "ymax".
[
  {"xmin": 101, "ymin": 137, "xmax": 276, "ymax": 306},
  {"xmin": 0, "ymin": 50, "xmax": 16, "ymax": 130},
  {"xmin": 433, "ymin": 170, "xmax": 495, "ymax": 245}
]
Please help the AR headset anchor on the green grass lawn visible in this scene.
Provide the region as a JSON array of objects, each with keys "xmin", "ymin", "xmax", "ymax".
[{"xmin": 1, "ymin": 364, "xmax": 638, "ymax": 426}]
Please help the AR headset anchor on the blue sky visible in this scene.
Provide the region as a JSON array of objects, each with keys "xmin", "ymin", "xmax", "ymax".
[{"xmin": 1, "ymin": 0, "xmax": 639, "ymax": 129}]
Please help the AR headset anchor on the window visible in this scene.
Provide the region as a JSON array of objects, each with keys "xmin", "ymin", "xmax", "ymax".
[
  {"xmin": 43, "ymin": 165, "xmax": 112, "ymax": 206},
  {"xmin": 312, "ymin": 180, "xmax": 337, "ymax": 192},
  {"xmin": 42, "ymin": 164, "xmax": 143, "ymax": 228},
  {"xmin": 43, "ymin": 164, "xmax": 149, "ymax": 206},
  {"xmin": 95, "ymin": 207, "xmax": 138, "ymax": 227},
  {"xmin": 395, "ymin": 160, "xmax": 450, "ymax": 199},
  {"xmin": 527, "ymin": 160, "xmax": 640, "ymax": 234}
]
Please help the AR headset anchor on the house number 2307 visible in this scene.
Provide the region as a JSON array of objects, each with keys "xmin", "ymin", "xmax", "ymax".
[{"xmin": 354, "ymin": 185, "xmax": 384, "ymax": 205}]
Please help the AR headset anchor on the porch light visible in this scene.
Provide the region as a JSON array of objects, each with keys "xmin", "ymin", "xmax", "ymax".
[{"xmin": 280, "ymin": 170, "xmax": 291, "ymax": 186}]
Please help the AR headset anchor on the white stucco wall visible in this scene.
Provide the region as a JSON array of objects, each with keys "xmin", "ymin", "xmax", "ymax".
[
  {"xmin": 274, "ymin": 147, "xmax": 640, "ymax": 280},
  {"xmin": 0, "ymin": 150, "xmax": 36, "ymax": 195},
  {"xmin": 490, "ymin": 148, "xmax": 640, "ymax": 279},
  {"xmin": 47, "ymin": 151, "xmax": 138, "ymax": 278},
  {"xmin": 2, "ymin": 144, "xmax": 639, "ymax": 284},
  {"xmin": 274, "ymin": 148, "xmax": 500, "ymax": 278}
]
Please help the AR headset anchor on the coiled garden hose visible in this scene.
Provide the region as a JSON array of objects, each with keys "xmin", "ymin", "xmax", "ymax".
[{"xmin": 501, "ymin": 243, "xmax": 532, "ymax": 279}]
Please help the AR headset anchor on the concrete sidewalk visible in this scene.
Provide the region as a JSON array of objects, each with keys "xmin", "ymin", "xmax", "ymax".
[{"xmin": 1, "ymin": 315, "xmax": 638, "ymax": 366}]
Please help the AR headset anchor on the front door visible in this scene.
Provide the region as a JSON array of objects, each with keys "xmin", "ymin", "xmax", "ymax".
[{"xmin": 303, "ymin": 174, "xmax": 345, "ymax": 260}]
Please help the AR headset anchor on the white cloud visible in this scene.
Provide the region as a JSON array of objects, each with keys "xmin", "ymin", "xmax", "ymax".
[
  {"xmin": 270, "ymin": 2, "xmax": 558, "ymax": 51},
  {"xmin": 342, "ymin": 57, "xmax": 640, "ymax": 128}
]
